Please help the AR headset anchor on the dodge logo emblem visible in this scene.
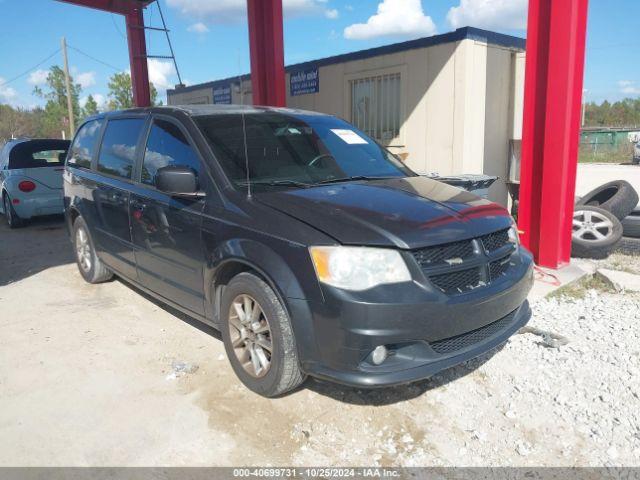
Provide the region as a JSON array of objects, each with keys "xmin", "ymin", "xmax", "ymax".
[{"xmin": 444, "ymin": 257, "xmax": 464, "ymax": 265}]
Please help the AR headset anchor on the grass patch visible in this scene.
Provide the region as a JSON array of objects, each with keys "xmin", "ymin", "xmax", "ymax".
[
  {"xmin": 578, "ymin": 143, "xmax": 634, "ymax": 164},
  {"xmin": 547, "ymin": 274, "xmax": 616, "ymax": 300}
]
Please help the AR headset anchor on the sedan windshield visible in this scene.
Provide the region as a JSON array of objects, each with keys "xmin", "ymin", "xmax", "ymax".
[{"xmin": 195, "ymin": 112, "xmax": 414, "ymax": 190}]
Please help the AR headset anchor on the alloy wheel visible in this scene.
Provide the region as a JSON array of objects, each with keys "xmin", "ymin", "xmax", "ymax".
[
  {"xmin": 573, "ymin": 209, "xmax": 614, "ymax": 242},
  {"xmin": 75, "ymin": 227, "xmax": 92, "ymax": 272},
  {"xmin": 228, "ymin": 294, "xmax": 273, "ymax": 378}
]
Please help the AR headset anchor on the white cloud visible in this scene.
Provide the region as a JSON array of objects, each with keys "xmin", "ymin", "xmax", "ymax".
[
  {"xmin": 148, "ymin": 59, "xmax": 176, "ymax": 91},
  {"xmin": 0, "ymin": 78, "xmax": 18, "ymax": 104},
  {"xmin": 76, "ymin": 71, "xmax": 96, "ymax": 89},
  {"xmin": 27, "ymin": 69, "xmax": 49, "ymax": 86},
  {"xmin": 187, "ymin": 22, "xmax": 209, "ymax": 33},
  {"xmin": 325, "ymin": 8, "xmax": 338, "ymax": 19},
  {"xmin": 167, "ymin": 0, "xmax": 334, "ymax": 24},
  {"xmin": 618, "ymin": 80, "xmax": 640, "ymax": 95},
  {"xmin": 344, "ymin": 0, "xmax": 436, "ymax": 40},
  {"xmin": 447, "ymin": 0, "xmax": 527, "ymax": 31}
]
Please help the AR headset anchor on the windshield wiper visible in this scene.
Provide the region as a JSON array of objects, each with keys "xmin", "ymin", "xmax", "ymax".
[
  {"xmin": 237, "ymin": 179, "xmax": 314, "ymax": 188},
  {"xmin": 316, "ymin": 175, "xmax": 397, "ymax": 185}
]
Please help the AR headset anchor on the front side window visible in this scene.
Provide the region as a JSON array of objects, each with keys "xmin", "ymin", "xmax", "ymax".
[
  {"xmin": 195, "ymin": 112, "xmax": 413, "ymax": 191},
  {"xmin": 68, "ymin": 120, "xmax": 104, "ymax": 169},
  {"xmin": 142, "ymin": 119, "xmax": 201, "ymax": 186},
  {"xmin": 350, "ymin": 72, "xmax": 401, "ymax": 144},
  {"xmin": 97, "ymin": 118, "xmax": 145, "ymax": 180}
]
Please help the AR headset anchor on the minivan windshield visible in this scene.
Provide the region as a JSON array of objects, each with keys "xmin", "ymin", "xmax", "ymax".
[{"xmin": 195, "ymin": 112, "xmax": 415, "ymax": 190}]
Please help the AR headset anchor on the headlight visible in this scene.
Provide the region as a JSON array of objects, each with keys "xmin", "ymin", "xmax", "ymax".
[
  {"xmin": 309, "ymin": 246, "xmax": 411, "ymax": 291},
  {"xmin": 508, "ymin": 225, "xmax": 520, "ymax": 247}
]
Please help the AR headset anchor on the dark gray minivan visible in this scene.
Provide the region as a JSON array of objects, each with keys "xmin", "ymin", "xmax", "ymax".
[{"xmin": 64, "ymin": 105, "xmax": 533, "ymax": 397}]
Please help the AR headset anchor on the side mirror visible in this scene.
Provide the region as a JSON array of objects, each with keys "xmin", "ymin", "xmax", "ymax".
[{"xmin": 155, "ymin": 166, "xmax": 203, "ymax": 197}]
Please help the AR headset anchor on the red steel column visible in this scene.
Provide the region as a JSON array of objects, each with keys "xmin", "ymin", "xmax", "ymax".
[
  {"xmin": 125, "ymin": 6, "xmax": 151, "ymax": 107},
  {"xmin": 518, "ymin": 0, "xmax": 589, "ymax": 269},
  {"xmin": 247, "ymin": 0, "xmax": 286, "ymax": 106}
]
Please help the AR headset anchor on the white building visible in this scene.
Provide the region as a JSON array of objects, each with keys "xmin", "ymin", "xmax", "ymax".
[{"xmin": 168, "ymin": 27, "xmax": 526, "ymax": 205}]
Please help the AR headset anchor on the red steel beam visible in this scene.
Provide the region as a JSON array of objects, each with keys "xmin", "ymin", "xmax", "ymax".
[
  {"xmin": 55, "ymin": 0, "xmax": 152, "ymax": 15},
  {"xmin": 125, "ymin": 6, "xmax": 151, "ymax": 107},
  {"xmin": 247, "ymin": 0, "xmax": 286, "ymax": 107},
  {"xmin": 518, "ymin": 0, "xmax": 589, "ymax": 269},
  {"xmin": 55, "ymin": 0, "xmax": 152, "ymax": 107}
]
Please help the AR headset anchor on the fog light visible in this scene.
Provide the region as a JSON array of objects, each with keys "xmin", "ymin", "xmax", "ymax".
[{"xmin": 371, "ymin": 345, "xmax": 388, "ymax": 365}]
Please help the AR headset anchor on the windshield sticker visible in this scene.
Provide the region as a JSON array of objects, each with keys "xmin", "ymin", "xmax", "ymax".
[{"xmin": 330, "ymin": 129, "xmax": 368, "ymax": 145}]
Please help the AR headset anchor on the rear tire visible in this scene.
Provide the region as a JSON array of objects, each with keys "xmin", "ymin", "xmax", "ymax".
[
  {"xmin": 3, "ymin": 193, "xmax": 24, "ymax": 229},
  {"xmin": 571, "ymin": 206, "xmax": 623, "ymax": 259},
  {"xmin": 576, "ymin": 180, "xmax": 639, "ymax": 221},
  {"xmin": 220, "ymin": 272, "xmax": 305, "ymax": 397},
  {"xmin": 73, "ymin": 216, "xmax": 113, "ymax": 284}
]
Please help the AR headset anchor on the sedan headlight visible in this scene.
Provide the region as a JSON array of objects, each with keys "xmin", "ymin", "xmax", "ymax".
[
  {"xmin": 508, "ymin": 224, "xmax": 520, "ymax": 247},
  {"xmin": 309, "ymin": 246, "xmax": 411, "ymax": 291}
]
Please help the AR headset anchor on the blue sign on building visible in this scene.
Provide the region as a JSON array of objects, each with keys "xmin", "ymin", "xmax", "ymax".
[
  {"xmin": 213, "ymin": 84, "xmax": 232, "ymax": 104},
  {"xmin": 290, "ymin": 68, "xmax": 319, "ymax": 96}
]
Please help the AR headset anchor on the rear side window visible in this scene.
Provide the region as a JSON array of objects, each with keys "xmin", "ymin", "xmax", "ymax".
[
  {"xmin": 141, "ymin": 119, "xmax": 202, "ymax": 186},
  {"xmin": 9, "ymin": 140, "xmax": 71, "ymax": 169},
  {"xmin": 68, "ymin": 120, "xmax": 103, "ymax": 169},
  {"xmin": 97, "ymin": 118, "xmax": 145, "ymax": 180}
]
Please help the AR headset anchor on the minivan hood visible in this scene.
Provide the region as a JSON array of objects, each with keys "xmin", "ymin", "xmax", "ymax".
[{"xmin": 254, "ymin": 176, "xmax": 513, "ymax": 249}]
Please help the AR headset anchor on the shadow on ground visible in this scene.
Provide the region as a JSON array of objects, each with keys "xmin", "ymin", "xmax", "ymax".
[
  {"xmin": 0, "ymin": 214, "xmax": 73, "ymax": 286},
  {"xmin": 304, "ymin": 346, "xmax": 503, "ymax": 406}
]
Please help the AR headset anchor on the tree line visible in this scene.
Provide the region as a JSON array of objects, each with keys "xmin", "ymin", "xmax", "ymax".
[
  {"xmin": 0, "ymin": 65, "xmax": 160, "ymax": 143},
  {"xmin": 584, "ymin": 98, "xmax": 640, "ymax": 129}
]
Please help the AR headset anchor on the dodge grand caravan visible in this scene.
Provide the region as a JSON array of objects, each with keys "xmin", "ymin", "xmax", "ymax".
[{"xmin": 63, "ymin": 105, "xmax": 533, "ymax": 397}]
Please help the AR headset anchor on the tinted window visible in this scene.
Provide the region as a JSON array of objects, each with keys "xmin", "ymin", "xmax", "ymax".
[
  {"xmin": 195, "ymin": 113, "xmax": 413, "ymax": 191},
  {"xmin": 97, "ymin": 118, "xmax": 145, "ymax": 180},
  {"xmin": 68, "ymin": 120, "xmax": 103, "ymax": 169},
  {"xmin": 141, "ymin": 119, "xmax": 201, "ymax": 186}
]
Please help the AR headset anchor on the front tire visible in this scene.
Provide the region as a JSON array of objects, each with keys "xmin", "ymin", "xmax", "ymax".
[
  {"xmin": 73, "ymin": 216, "xmax": 113, "ymax": 284},
  {"xmin": 220, "ymin": 272, "xmax": 305, "ymax": 397}
]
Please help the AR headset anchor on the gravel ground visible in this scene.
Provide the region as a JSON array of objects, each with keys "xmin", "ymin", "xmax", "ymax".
[
  {"xmin": 283, "ymin": 282, "xmax": 640, "ymax": 467},
  {"xmin": 1, "ymin": 217, "xmax": 639, "ymax": 466}
]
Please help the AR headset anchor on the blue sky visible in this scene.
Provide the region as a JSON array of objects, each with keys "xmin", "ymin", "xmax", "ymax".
[{"xmin": 0, "ymin": 0, "xmax": 637, "ymax": 109}]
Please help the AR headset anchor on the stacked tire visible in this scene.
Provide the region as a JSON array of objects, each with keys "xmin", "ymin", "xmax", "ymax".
[{"xmin": 572, "ymin": 180, "xmax": 639, "ymax": 259}]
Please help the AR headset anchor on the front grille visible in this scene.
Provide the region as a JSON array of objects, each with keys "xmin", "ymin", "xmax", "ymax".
[
  {"xmin": 412, "ymin": 239, "xmax": 474, "ymax": 268},
  {"xmin": 480, "ymin": 228, "xmax": 510, "ymax": 253},
  {"xmin": 430, "ymin": 267, "xmax": 482, "ymax": 294},
  {"xmin": 413, "ymin": 227, "xmax": 516, "ymax": 296},
  {"xmin": 489, "ymin": 255, "xmax": 511, "ymax": 281},
  {"xmin": 430, "ymin": 311, "xmax": 516, "ymax": 354}
]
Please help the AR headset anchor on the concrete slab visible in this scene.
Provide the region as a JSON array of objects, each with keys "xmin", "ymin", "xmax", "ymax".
[
  {"xmin": 528, "ymin": 260, "xmax": 593, "ymax": 302},
  {"xmin": 596, "ymin": 268, "xmax": 640, "ymax": 292}
]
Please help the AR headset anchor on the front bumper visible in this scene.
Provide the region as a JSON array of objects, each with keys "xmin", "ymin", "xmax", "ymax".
[{"xmin": 294, "ymin": 250, "xmax": 534, "ymax": 388}]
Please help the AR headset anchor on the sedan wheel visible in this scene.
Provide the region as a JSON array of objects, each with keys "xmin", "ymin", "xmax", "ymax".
[
  {"xmin": 572, "ymin": 209, "xmax": 615, "ymax": 242},
  {"xmin": 228, "ymin": 294, "xmax": 273, "ymax": 378},
  {"xmin": 3, "ymin": 194, "xmax": 23, "ymax": 229},
  {"xmin": 571, "ymin": 205, "xmax": 623, "ymax": 259}
]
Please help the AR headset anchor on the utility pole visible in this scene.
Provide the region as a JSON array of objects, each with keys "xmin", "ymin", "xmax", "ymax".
[{"xmin": 61, "ymin": 37, "xmax": 75, "ymax": 137}]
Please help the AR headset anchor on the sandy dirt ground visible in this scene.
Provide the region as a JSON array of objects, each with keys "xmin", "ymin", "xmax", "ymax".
[{"xmin": 0, "ymin": 216, "xmax": 639, "ymax": 467}]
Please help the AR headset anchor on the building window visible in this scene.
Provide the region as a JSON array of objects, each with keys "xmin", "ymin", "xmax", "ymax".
[{"xmin": 350, "ymin": 72, "xmax": 401, "ymax": 144}]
